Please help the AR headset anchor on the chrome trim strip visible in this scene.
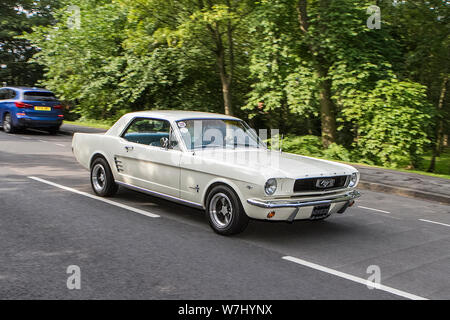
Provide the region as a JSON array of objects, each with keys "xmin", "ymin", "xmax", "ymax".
[
  {"xmin": 115, "ymin": 181, "xmax": 204, "ymax": 209},
  {"xmin": 247, "ymin": 190, "xmax": 361, "ymax": 209}
]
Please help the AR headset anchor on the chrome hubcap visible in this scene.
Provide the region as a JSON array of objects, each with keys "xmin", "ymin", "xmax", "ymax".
[
  {"xmin": 209, "ymin": 193, "xmax": 233, "ymax": 228},
  {"xmin": 92, "ymin": 164, "xmax": 106, "ymax": 192}
]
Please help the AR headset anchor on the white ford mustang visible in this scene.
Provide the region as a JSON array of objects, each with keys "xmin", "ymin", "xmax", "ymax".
[{"xmin": 72, "ymin": 110, "xmax": 360, "ymax": 235}]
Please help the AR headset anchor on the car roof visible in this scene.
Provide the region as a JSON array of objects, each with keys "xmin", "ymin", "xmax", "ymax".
[
  {"xmin": 0, "ymin": 86, "xmax": 53, "ymax": 92},
  {"xmin": 127, "ymin": 110, "xmax": 240, "ymax": 122}
]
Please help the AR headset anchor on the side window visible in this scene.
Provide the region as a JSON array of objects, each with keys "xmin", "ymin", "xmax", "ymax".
[
  {"xmin": 7, "ymin": 90, "xmax": 16, "ymax": 99},
  {"xmin": 122, "ymin": 118, "xmax": 176, "ymax": 148},
  {"xmin": 0, "ymin": 89, "xmax": 6, "ymax": 100}
]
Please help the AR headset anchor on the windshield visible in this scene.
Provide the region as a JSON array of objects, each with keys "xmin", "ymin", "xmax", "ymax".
[{"xmin": 177, "ymin": 119, "xmax": 266, "ymax": 151}]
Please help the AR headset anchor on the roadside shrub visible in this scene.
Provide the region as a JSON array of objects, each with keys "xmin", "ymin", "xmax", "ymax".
[
  {"xmin": 280, "ymin": 135, "xmax": 352, "ymax": 163},
  {"xmin": 281, "ymin": 135, "xmax": 323, "ymax": 157},
  {"xmin": 322, "ymin": 143, "xmax": 352, "ymax": 162},
  {"xmin": 339, "ymin": 79, "xmax": 432, "ymax": 168}
]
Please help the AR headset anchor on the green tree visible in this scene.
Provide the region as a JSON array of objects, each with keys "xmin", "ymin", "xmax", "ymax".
[
  {"xmin": 295, "ymin": 0, "xmax": 401, "ymax": 147},
  {"xmin": 244, "ymin": 0, "xmax": 318, "ymax": 134},
  {"xmin": 381, "ymin": 0, "xmax": 450, "ymax": 172},
  {"xmin": 25, "ymin": 0, "xmax": 129, "ymax": 119},
  {"xmin": 22, "ymin": 0, "xmax": 439, "ymax": 170},
  {"xmin": 26, "ymin": 0, "xmax": 232, "ymax": 119},
  {"xmin": 121, "ymin": 0, "xmax": 254, "ymax": 115},
  {"xmin": 0, "ymin": 0, "xmax": 60, "ymax": 86},
  {"xmin": 340, "ymin": 79, "xmax": 431, "ymax": 167}
]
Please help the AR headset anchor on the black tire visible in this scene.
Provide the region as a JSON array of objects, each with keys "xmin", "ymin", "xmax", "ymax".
[
  {"xmin": 3, "ymin": 113, "xmax": 15, "ymax": 133},
  {"xmin": 47, "ymin": 126, "xmax": 60, "ymax": 135},
  {"xmin": 206, "ymin": 185, "xmax": 249, "ymax": 235},
  {"xmin": 90, "ymin": 157, "xmax": 118, "ymax": 197}
]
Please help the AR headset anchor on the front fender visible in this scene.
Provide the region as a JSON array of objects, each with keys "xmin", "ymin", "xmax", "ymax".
[{"xmin": 202, "ymin": 177, "xmax": 261, "ymax": 211}]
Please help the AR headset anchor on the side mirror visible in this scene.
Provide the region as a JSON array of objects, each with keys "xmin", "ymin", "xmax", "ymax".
[{"xmin": 160, "ymin": 137, "xmax": 169, "ymax": 149}]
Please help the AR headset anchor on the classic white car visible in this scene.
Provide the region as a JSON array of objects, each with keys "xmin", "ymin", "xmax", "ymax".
[{"xmin": 72, "ymin": 110, "xmax": 360, "ymax": 235}]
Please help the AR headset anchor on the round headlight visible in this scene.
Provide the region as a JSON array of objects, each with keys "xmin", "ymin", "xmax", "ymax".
[
  {"xmin": 264, "ymin": 178, "xmax": 277, "ymax": 195},
  {"xmin": 348, "ymin": 172, "xmax": 358, "ymax": 187}
]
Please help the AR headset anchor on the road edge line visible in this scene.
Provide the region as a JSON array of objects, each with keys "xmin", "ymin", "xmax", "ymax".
[{"xmin": 357, "ymin": 206, "xmax": 391, "ymax": 214}]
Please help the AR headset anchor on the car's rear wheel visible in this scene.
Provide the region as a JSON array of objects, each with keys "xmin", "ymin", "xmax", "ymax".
[
  {"xmin": 47, "ymin": 126, "xmax": 60, "ymax": 135},
  {"xmin": 90, "ymin": 157, "xmax": 118, "ymax": 197},
  {"xmin": 206, "ymin": 185, "xmax": 249, "ymax": 235},
  {"xmin": 3, "ymin": 113, "xmax": 15, "ymax": 133}
]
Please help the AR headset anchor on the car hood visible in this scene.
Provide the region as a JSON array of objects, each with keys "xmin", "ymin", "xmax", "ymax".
[{"xmin": 196, "ymin": 148, "xmax": 357, "ymax": 179}]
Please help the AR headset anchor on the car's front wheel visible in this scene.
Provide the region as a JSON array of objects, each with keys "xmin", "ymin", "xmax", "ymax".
[
  {"xmin": 3, "ymin": 113, "xmax": 15, "ymax": 133},
  {"xmin": 90, "ymin": 157, "xmax": 118, "ymax": 197},
  {"xmin": 206, "ymin": 185, "xmax": 249, "ymax": 235}
]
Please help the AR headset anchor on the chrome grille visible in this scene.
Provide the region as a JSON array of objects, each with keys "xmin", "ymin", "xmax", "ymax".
[{"xmin": 293, "ymin": 175, "xmax": 349, "ymax": 193}]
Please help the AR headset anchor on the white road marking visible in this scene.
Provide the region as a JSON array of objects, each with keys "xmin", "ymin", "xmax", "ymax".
[
  {"xmin": 38, "ymin": 139, "xmax": 48, "ymax": 143},
  {"xmin": 282, "ymin": 256, "xmax": 427, "ymax": 300},
  {"xmin": 55, "ymin": 143, "xmax": 65, "ymax": 147},
  {"xmin": 356, "ymin": 206, "xmax": 400, "ymax": 220},
  {"xmin": 28, "ymin": 176, "xmax": 160, "ymax": 218},
  {"xmin": 419, "ymin": 219, "xmax": 450, "ymax": 228},
  {"xmin": 358, "ymin": 206, "xmax": 391, "ymax": 214}
]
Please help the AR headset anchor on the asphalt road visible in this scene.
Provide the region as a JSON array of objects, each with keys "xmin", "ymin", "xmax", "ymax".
[{"xmin": 1, "ymin": 128, "xmax": 449, "ymax": 300}]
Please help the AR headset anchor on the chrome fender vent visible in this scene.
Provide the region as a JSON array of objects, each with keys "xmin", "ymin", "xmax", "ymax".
[{"xmin": 114, "ymin": 156, "xmax": 123, "ymax": 172}]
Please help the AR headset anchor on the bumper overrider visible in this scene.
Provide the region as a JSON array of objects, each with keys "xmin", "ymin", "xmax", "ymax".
[{"xmin": 246, "ymin": 190, "xmax": 361, "ymax": 222}]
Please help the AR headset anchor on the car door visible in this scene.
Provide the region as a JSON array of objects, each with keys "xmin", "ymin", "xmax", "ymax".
[
  {"xmin": 0, "ymin": 89, "xmax": 7, "ymax": 123},
  {"xmin": 114, "ymin": 117, "xmax": 182, "ymax": 197}
]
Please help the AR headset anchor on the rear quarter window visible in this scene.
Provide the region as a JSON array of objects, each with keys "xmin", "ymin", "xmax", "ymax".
[
  {"xmin": 7, "ymin": 90, "xmax": 16, "ymax": 99},
  {"xmin": 23, "ymin": 91, "xmax": 57, "ymax": 101}
]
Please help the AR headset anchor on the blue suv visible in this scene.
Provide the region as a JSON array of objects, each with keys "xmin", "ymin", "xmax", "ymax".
[{"xmin": 0, "ymin": 87, "xmax": 64, "ymax": 134}]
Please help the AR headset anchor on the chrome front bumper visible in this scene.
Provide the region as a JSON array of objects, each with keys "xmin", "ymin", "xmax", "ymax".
[{"xmin": 246, "ymin": 190, "xmax": 361, "ymax": 209}]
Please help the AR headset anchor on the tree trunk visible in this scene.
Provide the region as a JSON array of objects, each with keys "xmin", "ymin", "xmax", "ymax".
[
  {"xmin": 297, "ymin": 0, "xmax": 336, "ymax": 148},
  {"xmin": 216, "ymin": 43, "xmax": 233, "ymax": 116},
  {"xmin": 207, "ymin": 17, "xmax": 234, "ymax": 116},
  {"xmin": 428, "ymin": 75, "xmax": 448, "ymax": 172},
  {"xmin": 221, "ymin": 76, "xmax": 233, "ymax": 116},
  {"xmin": 318, "ymin": 70, "xmax": 337, "ymax": 148}
]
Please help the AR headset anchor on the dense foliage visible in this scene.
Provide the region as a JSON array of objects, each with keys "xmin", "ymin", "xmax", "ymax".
[
  {"xmin": 0, "ymin": 0, "xmax": 60, "ymax": 85},
  {"xmin": 4, "ymin": 0, "xmax": 449, "ymax": 170}
]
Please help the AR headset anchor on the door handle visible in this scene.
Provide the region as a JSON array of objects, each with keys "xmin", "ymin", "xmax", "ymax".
[{"xmin": 125, "ymin": 146, "xmax": 134, "ymax": 152}]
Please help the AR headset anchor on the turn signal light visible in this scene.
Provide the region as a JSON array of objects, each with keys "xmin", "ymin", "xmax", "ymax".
[{"xmin": 267, "ymin": 211, "xmax": 276, "ymax": 219}]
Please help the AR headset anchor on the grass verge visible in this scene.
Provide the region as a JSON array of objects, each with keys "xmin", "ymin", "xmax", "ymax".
[
  {"xmin": 308, "ymin": 149, "xmax": 450, "ymax": 180},
  {"xmin": 63, "ymin": 119, "xmax": 112, "ymax": 130}
]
